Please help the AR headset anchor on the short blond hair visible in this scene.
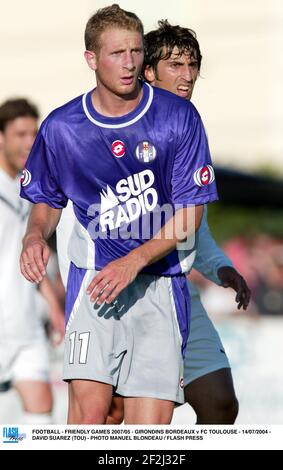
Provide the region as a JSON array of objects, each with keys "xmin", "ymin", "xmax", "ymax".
[{"xmin": 85, "ymin": 4, "xmax": 144, "ymax": 53}]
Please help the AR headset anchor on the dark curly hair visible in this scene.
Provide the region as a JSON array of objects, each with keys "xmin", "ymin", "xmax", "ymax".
[{"xmin": 143, "ymin": 20, "xmax": 202, "ymax": 79}]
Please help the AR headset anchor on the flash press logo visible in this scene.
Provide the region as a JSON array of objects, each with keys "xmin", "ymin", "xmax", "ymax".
[{"xmin": 2, "ymin": 427, "xmax": 26, "ymax": 444}]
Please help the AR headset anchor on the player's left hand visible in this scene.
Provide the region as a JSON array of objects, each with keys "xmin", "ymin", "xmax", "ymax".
[
  {"xmin": 217, "ymin": 266, "xmax": 251, "ymax": 310},
  {"xmin": 48, "ymin": 303, "xmax": 65, "ymax": 346},
  {"xmin": 86, "ymin": 254, "xmax": 143, "ymax": 305}
]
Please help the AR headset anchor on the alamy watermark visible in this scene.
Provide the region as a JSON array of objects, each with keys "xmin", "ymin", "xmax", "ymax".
[{"xmin": 87, "ymin": 202, "xmax": 197, "ymax": 250}]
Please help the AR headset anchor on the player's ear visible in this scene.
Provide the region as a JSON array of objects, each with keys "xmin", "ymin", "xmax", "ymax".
[
  {"xmin": 84, "ymin": 50, "xmax": 97, "ymax": 71},
  {"xmin": 144, "ymin": 65, "xmax": 157, "ymax": 85}
]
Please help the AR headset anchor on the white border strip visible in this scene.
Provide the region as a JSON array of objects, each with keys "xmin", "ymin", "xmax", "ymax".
[
  {"xmin": 82, "ymin": 82, "xmax": 153, "ymax": 128},
  {"xmin": 167, "ymin": 277, "xmax": 183, "ymax": 348}
]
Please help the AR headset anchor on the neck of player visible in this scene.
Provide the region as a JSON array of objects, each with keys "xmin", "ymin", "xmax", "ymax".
[{"xmin": 91, "ymin": 80, "xmax": 143, "ymax": 118}]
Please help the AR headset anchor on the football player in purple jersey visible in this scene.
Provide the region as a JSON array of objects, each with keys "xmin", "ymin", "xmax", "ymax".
[{"xmin": 20, "ymin": 5, "xmax": 218, "ymax": 424}]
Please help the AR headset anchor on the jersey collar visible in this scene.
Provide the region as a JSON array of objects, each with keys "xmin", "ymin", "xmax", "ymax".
[{"xmin": 82, "ymin": 81, "xmax": 153, "ymax": 129}]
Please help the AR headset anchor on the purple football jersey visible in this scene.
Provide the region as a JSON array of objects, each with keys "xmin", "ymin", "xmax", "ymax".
[{"xmin": 21, "ymin": 82, "xmax": 218, "ymax": 275}]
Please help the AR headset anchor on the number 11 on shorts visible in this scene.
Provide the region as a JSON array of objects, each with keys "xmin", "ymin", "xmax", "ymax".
[{"xmin": 69, "ymin": 331, "xmax": 90, "ymax": 364}]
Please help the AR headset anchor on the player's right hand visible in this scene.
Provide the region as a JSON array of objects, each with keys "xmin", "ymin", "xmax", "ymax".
[{"xmin": 20, "ymin": 235, "xmax": 50, "ymax": 283}]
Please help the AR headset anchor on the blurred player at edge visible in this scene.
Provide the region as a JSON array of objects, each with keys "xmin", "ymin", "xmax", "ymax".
[{"xmin": 0, "ymin": 98, "xmax": 64, "ymax": 424}]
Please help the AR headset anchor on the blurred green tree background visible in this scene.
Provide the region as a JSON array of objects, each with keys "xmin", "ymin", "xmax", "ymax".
[{"xmin": 208, "ymin": 203, "xmax": 283, "ymax": 244}]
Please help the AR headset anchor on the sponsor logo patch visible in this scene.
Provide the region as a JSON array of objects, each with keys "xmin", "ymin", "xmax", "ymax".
[
  {"xmin": 111, "ymin": 140, "xmax": 125, "ymax": 158},
  {"xmin": 98, "ymin": 169, "xmax": 158, "ymax": 232},
  {"xmin": 193, "ymin": 165, "xmax": 215, "ymax": 187},
  {"xmin": 20, "ymin": 168, "xmax": 32, "ymax": 186}
]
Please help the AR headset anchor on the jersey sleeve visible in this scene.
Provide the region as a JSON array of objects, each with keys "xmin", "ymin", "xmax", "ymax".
[
  {"xmin": 193, "ymin": 206, "xmax": 234, "ymax": 284},
  {"xmin": 171, "ymin": 104, "xmax": 218, "ymax": 206},
  {"xmin": 20, "ymin": 125, "xmax": 68, "ymax": 209}
]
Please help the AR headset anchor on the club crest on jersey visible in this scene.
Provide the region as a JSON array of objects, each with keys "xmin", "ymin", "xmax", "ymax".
[
  {"xmin": 193, "ymin": 165, "xmax": 215, "ymax": 187},
  {"xmin": 111, "ymin": 140, "xmax": 125, "ymax": 158},
  {"xmin": 20, "ymin": 169, "xmax": 32, "ymax": 186},
  {"xmin": 135, "ymin": 141, "xmax": 156, "ymax": 163}
]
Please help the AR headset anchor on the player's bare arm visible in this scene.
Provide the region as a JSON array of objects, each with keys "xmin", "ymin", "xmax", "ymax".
[
  {"xmin": 217, "ymin": 266, "xmax": 251, "ymax": 310},
  {"xmin": 20, "ymin": 203, "xmax": 62, "ymax": 283},
  {"xmin": 39, "ymin": 276, "xmax": 65, "ymax": 344},
  {"xmin": 87, "ymin": 205, "xmax": 203, "ymax": 305}
]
